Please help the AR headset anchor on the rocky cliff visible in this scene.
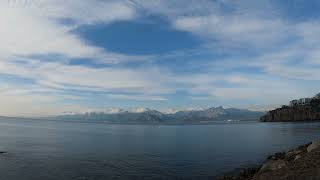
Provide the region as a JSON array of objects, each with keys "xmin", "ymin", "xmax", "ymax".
[{"xmin": 260, "ymin": 99, "xmax": 320, "ymax": 122}]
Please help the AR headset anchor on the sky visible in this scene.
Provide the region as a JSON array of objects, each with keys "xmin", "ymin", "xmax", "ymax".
[{"xmin": 1, "ymin": 0, "xmax": 320, "ymax": 116}]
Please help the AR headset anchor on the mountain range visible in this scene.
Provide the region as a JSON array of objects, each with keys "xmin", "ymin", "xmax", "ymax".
[{"xmin": 57, "ymin": 107, "xmax": 264, "ymax": 124}]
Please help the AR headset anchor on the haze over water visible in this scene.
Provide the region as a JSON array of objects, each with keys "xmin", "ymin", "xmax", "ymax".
[{"xmin": 0, "ymin": 118, "xmax": 320, "ymax": 180}]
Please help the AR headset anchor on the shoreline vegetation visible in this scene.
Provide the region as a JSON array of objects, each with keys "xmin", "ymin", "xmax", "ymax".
[{"xmin": 217, "ymin": 140, "xmax": 320, "ymax": 180}]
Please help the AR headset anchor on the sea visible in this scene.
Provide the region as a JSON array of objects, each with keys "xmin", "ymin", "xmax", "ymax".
[{"xmin": 0, "ymin": 117, "xmax": 319, "ymax": 179}]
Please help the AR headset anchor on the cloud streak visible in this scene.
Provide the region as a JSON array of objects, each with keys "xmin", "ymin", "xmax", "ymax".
[{"xmin": 1, "ymin": 0, "xmax": 320, "ymax": 115}]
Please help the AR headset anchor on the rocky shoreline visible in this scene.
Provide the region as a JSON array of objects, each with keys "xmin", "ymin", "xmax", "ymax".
[{"xmin": 217, "ymin": 140, "xmax": 320, "ymax": 180}]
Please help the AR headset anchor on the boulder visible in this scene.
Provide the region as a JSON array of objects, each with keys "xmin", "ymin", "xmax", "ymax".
[
  {"xmin": 267, "ymin": 152, "xmax": 285, "ymax": 160},
  {"xmin": 307, "ymin": 140, "xmax": 320, "ymax": 152},
  {"xmin": 285, "ymin": 149, "xmax": 303, "ymax": 161},
  {"xmin": 294, "ymin": 154, "xmax": 302, "ymax": 161},
  {"xmin": 259, "ymin": 160, "xmax": 287, "ymax": 173}
]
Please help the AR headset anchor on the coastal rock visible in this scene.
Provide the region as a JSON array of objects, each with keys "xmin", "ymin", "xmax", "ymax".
[
  {"xmin": 258, "ymin": 160, "xmax": 287, "ymax": 173},
  {"xmin": 294, "ymin": 154, "xmax": 301, "ymax": 161},
  {"xmin": 267, "ymin": 152, "xmax": 285, "ymax": 160},
  {"xmin": 216, "ymin": 167, "xmax": 259, "ymax": 180},
  {"xmin": 251, "ymin": 143, "xmax": 320, "ymax": 179},
  {"xmin": 219, "ymin": 141, "xmax": 320, "ymax": 180},
  {"xmin": 307, "ymin": 140, "xmax": 320, "ymax": 152}
]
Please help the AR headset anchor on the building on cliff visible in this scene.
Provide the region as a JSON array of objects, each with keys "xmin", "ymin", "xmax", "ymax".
[{"xmin": 261, "ymin": 92, "xmax": 320, "ymax": 122}]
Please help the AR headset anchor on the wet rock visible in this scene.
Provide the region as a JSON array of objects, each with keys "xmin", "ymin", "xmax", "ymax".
[
  {"xmin": 216, "ymin": 168, "xmax": 259, "ymax": 180},
  {"xmin": 267, "ymin": 152, "xmax": 286, "ymax": 160},
  {"xmin": 297, "ymin": 142, "xmax": 311, "ymax": 151},
  {"xmin": 239, "ymin": 168, "xmax": 259, "ymax": 178}
]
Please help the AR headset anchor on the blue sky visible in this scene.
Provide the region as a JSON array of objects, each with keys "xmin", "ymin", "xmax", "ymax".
[{"xmin": 1, "ymin": 0, "xmax": 320, "ymax": 116}]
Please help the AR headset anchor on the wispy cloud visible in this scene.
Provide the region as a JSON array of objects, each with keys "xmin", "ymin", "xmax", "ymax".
[
  {"xmin": 1, "ymin": 0, "xmax": 320, "ymax": 115},
  {"xmin": 0, "ymin": 58, "xmax": 174, "ymax": 94},
  {"xmin": 0, "ymin": 0, "xmax": 147, "ymax": 63}
]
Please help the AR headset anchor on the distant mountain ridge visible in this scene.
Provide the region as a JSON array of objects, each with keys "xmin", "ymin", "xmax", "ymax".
[{"xmin": 57, "ymin": 107, "xmax": 264, "ymax": 124}]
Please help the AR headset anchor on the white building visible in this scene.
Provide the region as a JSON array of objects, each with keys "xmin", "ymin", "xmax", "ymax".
[
  {"xmin": 299, "ymin": 98, "xmax": 312, "ymax": 104},
  {"xmin": 289, "ymin": 98, "xmax": 312, "ymax": 107}
]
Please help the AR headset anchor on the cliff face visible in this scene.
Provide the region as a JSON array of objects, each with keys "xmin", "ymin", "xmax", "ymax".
[{"xmin": 261, "ymin": 99, "xmax": 320, "ymax": 122}]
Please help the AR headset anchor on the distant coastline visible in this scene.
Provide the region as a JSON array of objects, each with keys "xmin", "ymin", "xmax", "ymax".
[{"xmin": 56, "ymin": 107, "xmax": 264, "ymax": 124}]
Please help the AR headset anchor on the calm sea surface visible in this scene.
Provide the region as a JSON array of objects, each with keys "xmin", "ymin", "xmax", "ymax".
[{"xmin": 0, "ymin": 118, "xmax": 320, "ymax": 180}]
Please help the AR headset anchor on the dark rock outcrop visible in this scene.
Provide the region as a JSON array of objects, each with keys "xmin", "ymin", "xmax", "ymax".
[
  {"xmin": 217, "ymin": 168, "xmax": 260, "ymax": 180},
  {"xmin": 217, "ymin": 140, "xmax": 320, "ymax": 180},
  {"xmin": 260, "ymin": 98, "xmax": 320, "ymax": 122},
  {"xmin": 251, "ymin": 141, "xmax": 320, "ymax": 180}
]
